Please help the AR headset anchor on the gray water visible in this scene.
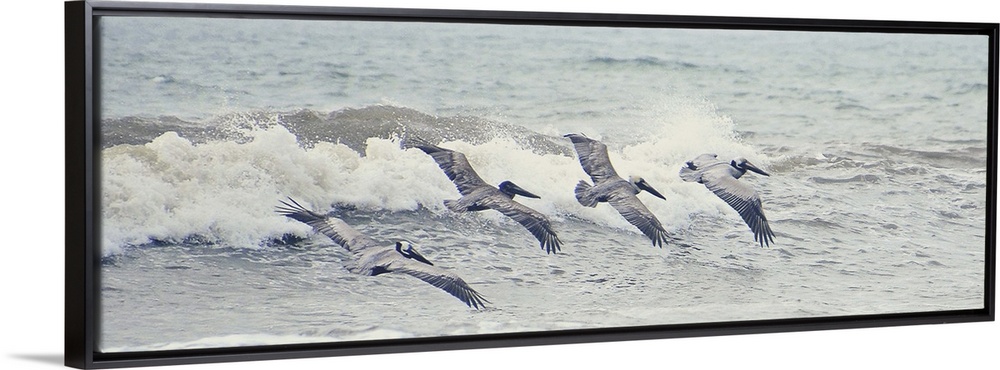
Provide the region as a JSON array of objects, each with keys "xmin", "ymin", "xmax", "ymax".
[{"xmin": 96, "ymin": 16, "xmax": 989, "ymax": 352}]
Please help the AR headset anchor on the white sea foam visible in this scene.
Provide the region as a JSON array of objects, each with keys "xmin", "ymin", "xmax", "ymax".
[{"xmin": 101, "ymin": 125, "xmax": 456, "ymax": 255}]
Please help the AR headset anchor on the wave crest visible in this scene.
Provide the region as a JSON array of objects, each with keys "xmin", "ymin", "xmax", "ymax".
[{"xmin": 100, "ymin": 104, "xmax": 760, "ymax": 256}]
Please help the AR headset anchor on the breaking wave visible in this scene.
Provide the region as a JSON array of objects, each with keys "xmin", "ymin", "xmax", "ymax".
[{"xmin": 100, "ymin": 104, "xmax": 764, "ymax": 256}]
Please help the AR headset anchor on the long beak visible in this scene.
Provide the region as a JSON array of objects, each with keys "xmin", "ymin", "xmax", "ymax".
[
  {"xmin": 405, "ymin": 246, "xmax": 434, "ymax": 266},
  {"xmin": 506, "ymin": 182, "xmax": 541, "ymax": 199},
  {"xmin": 637, "ymin": 179, "xmax": 666, "ymax": 200},
  {"xmin": 744, "ymin": 162, "xmax": 771, "ymax": 177}
]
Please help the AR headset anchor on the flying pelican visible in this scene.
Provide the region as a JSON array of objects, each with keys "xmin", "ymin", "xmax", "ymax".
[
  {"xmin": 679, "ymin": 153, "xmax": 775, "ymax": 247},
  {"xmin": 276, "ymin": 197, "xmax": 489, "ymax": 309},
  {"xmin": 409, "ymin": 138, "xmax": 562, "ymax": 254},
  {"xmin": 564, "ymin": 133, "xmax": 671, "ymax": 247}
]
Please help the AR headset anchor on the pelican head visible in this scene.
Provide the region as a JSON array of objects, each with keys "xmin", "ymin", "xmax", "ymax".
[
  {"xmin": 395, "ymin": 240, "xmax": 433, "ymax": 266},
  {"xmin": 498, "ymin": 180, "xmax": 541, "ymax": 199},
  {"xmin": 628, "ymin": 175, "xmax": 666, "ymax": 200},
  {"xmin": 731, "ymin": 157, "xmax": 771, "ymax": 177}
]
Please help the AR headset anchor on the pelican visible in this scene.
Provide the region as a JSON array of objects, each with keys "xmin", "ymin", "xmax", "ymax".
[
  {"xmin": 564, "ymin": 133, "xmax": 671, "ymax": 247},
  {"xmin": 679, "ymin": 153, "xmax": 775, "ymax": 247},
  {"xmin": 276, "ymin": 197, "xmax": 488, "ymax": 309},
  {"xmin": 410, "ymin": 138, "xmax": 562, "ymax": 254}
]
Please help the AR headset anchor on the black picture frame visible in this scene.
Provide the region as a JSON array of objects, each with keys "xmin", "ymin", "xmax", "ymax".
[{"xmin": 65, "ymin": 1, "xmax": 998, "ymax": 368}]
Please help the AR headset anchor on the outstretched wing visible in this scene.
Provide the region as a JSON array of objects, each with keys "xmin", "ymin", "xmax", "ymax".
[
  {"xmin": 607, "ymin": 192, "xmax": 670, "ymax": 248},
  {"xmin": 389, "ymin": 259, "xmax": 490, "ymax": 309},
  {"xmin": 275, "ymin": 198, "xmax": 381, "ymax": 253},
  {"xmin": 701, "ymin": 173, "xmax": 775, "ymax": 247},
  {"xmin": 413, "ymin": 141, "xmax": 491, "ymax": 196},
  {"xmin": 564, "ymin": 133, "xmax": 621, "ymax": 184},
  {"xmin": 278, "ymin": 197, "xmax": 489, "ymax": 309},
  {"xmin": 479, "ymin": 195, "xmax": 562, "ymax": 254}
]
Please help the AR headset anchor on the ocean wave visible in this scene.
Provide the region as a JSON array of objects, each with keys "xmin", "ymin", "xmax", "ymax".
[
  {"xmin": 810, "ymin": 174, "xmax": 881, "ymax": 184},
  {"xmin": 99, "ymin": 105, "xmax": 764, "ymax": 256},
  {"xmin": 587, "ymin": 56, "xmax": 698, "ymax": 70},
  {"xmin": 103, "ymin": 105, "xmax": 572, "ymax": 156},
  {"xmin": 863, "ymin": 143, "xmax": 987, "ymax": 169},
  {"xmin": 951, "ymin": 82, "xmax": 989, "ymax": 95},
  {"xmin": 766, "ymin": 142, "xmax": 986, "ymax": 181}
]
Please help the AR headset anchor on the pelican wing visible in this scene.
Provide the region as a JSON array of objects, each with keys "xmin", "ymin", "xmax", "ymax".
[
  {"xmin": 701, "ymin": 173, "xmax": 775, "ymax": 247},
  {"xmin": 276, "ymin": 198, "xmax": 380, "ymax": 253},
  {"xmin": 389, "ymin": 259, "xmax": 490, "ymax": 309},
  {"xmin": 564, "ymin": 134, "xmax": 621, "ymax": 184},
  {"xmin": 607, "ymin": 192, "xmax": 670, "ymax": 247},
  {"xmin": 479, "ymin": 195, "xmax": 562, "ymax": 254},
  {"xmin": 415, "ymin": 143, "xmax": 491, "ymax": 196}
]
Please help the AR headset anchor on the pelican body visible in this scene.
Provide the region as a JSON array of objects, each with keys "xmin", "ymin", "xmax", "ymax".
[
  {"xmin": 411, "ymin": 138, "xmax": 562, "ymax": 254},
  {"xmin": 276, "ymin": 198, "xmax": 488, "ymax": 309},
  {"xmin": 679, "ymin": 153, "xmax": 775, "ymax": 247},
  {"xmin": 564, "ymin": 133, "xmax": 671, "ymax": 247}
]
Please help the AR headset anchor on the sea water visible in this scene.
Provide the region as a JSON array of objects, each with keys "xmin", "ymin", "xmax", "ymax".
[{"xmin": 95, "ymin": 16, "xmax": 989, "ymax": 351}]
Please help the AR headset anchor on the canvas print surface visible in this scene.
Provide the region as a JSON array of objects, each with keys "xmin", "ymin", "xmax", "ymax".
[{"xmin": 97, "ymin": 16, "xmax": 989, "ymax": 352}]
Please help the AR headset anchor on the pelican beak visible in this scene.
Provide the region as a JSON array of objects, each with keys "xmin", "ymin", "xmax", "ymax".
[
  {"xmin": 637, "ymin": 179, "xmax": 666, "ymax": 200},
  {"xmin": 405, "ymin": 246, "xmax": 434, "ymax": 266},
  {"xmin": 506, "ymin": 182, "xmax": 541, "ymax": 199},
  {"xmin": 744, "ymin": 162, "xmax": 771, "ymax": 177}
]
